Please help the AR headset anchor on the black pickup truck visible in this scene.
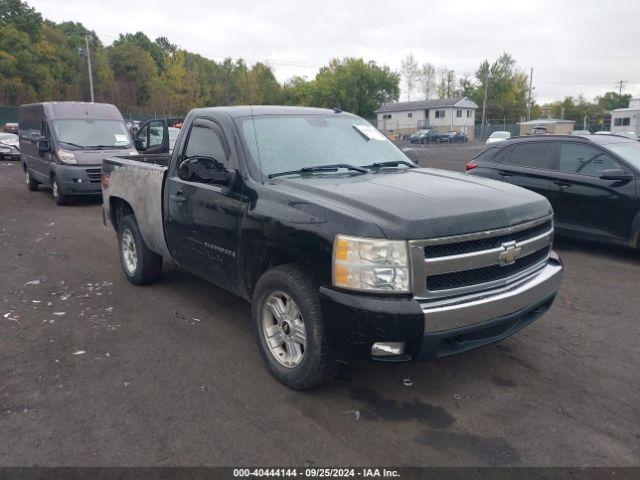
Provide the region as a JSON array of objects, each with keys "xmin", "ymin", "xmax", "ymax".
[{"xmin": 102, "ymin": 106, "xmax": 562, "ymax": 389}]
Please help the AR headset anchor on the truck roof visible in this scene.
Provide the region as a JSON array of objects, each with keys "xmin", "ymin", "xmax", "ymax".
[
  {"xmin": 19, "ymin": 101, "xmax": 124, "ymax": 120},
  {"xmin": 189, "ymin": 105, "xmax": 353, "ymax": 118}
]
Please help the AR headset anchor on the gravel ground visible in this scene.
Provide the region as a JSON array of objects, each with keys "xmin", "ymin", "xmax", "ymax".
[{"xmin": 1, "ymin": 156, "xmax": 639, "ymax": 466}]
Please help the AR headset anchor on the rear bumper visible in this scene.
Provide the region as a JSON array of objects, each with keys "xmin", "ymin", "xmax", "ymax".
[
  {"xmin": 319, "ymin": 252, "xmax": 562, "ymax": 362},
  {"xmin": 55, "ymin": 165, "xmax": 102, "ymax": 195}
]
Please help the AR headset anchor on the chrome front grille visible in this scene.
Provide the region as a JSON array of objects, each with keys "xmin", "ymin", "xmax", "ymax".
[{"xmin": 409, "ymin": 215, "xmax": 553, "ymax": 299}]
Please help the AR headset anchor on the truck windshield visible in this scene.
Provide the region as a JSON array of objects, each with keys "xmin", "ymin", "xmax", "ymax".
[
  {"xmin": 240, "ymin": 114, "xmax": 411, "ymax": 177},
  {"xmin": 51, "ymin": 119, "xmax": 132, "ymax": 149}
]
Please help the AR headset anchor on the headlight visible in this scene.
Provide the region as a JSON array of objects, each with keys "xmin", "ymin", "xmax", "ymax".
[
  {"xmin": 57, "ymin": 149, "xmax": 77, "ymax": 165},
  {"xmin": 332, "ymin": 235, "xmax": 410, "ymax": 293}
]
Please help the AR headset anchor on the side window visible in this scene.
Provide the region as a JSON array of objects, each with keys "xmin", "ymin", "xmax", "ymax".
[
  {"xmin": 184, "ymin": 124, "xmax": 228, "ymax": 168},
  {"xmin": 148, "ymin": 120, "xmax": 164, "ymax": 148},
  {"xmin": 558, "ymin": 143, "xmax": 620, "ymax": 176},
  {"xmin": 506, "ymin": 142, "xmax": 555, "ymax": 170},
  {"xmin": 473, "ymin": 146, "xmax": 498, "ymax": 162}
]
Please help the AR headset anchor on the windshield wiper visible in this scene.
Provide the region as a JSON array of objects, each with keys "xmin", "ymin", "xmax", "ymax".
[
  {"xmin": 83, "ymin": 145, "xmax": 129, "ymax": 150},
  {"xmin": 58, "ymin": 140, "xmax": 87, "ymax": 149},
  {"xmin": 268, "ymin": 163, "xmax": 368, "ymax": 179},
  {"xmin": 362, "ymin": 160, "xmax": 417, "ymax": 169}
]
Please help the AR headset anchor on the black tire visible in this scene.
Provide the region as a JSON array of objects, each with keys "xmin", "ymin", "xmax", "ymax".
[
  {"xmin": 117, "ymin": 214, "xmax": 163, "ymax": 285},
  {"xmin": 25, "ymin": 168, "xmax": 38, "ymax": 191},
  {"xmin": 51, "ymin": 175, "xmax": 69, "ymax": 206},
  {"xmin": 252, "ymin": 264, "xmax": 338, "ymax": 389}
]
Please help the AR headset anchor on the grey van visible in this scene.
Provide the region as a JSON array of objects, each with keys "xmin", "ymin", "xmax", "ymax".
[{"xmin": 19, "ymin": 102, "xmax": 135, "ymax": 205}]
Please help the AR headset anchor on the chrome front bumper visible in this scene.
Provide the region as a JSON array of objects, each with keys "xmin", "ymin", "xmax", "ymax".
[{"xmin": 421, "ymin": 253, "xmax": 563, "ymax": 333}]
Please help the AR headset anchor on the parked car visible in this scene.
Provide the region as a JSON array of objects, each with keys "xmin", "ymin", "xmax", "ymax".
[
  {"xmin": 19, "ymin": 102, "xmax": 136, "ymax": 205},
  {"xmin": 530, "ymin": 125, "xmax": 548, "ymax": 135},
  {"xmin": 0, "ymin": 132, "xmax": 20, "ymax": 160},
  {"xmin": 618, "ymin": 131, "xmax": 639, "ymax": 141},
  {"xmin": 102, "ymin": 105, "xmax": 562, "ymax": 389},
  {"xmin": 168, "ymin": 126, "xmax": 180, "ymax": 153},
  {"xmin": 446, "ymin": 131, "xmax": 468, "ymax": 143},
  {"xmin": 3, "ymin": 122, "xmax": 18, "ymax": 134},
  {"xmin": 571, "ymin": 130, "xmax": 591, "ymax": 135},
  {"xmin": 466, "ymin": 134, "xmax": 640, "ymax": 248},
  {"xmin": 486, "ymin": 131, "xmax": 511, "ymax": 144},
  {"xmin": 409, "ymin": 129, "xmax": 437, "ymax": 144}
]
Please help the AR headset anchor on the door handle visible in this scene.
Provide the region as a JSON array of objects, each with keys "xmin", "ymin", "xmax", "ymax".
[
  {"xmin": 498, "ymin": 170, "xmax": 513, "ymax": 177},
  {"xmin": 554, "ymin": 181, "xmax": 571, "ymax": 189},
  {"xmin": 170, "ymin": 192, "xmax": 188, "ymax": 204}
]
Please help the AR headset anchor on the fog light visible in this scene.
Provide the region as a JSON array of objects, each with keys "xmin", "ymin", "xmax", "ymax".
[
  {"xmin": 74, "ymin": 178, "xmax": 84, "ymax": 183},
  {"xmin": 371, "ymin": 342, "xmax": 405, "ymax": 357}
]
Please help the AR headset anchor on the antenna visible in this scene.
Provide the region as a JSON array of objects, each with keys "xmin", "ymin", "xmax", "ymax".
[{"xmin": 333, "ymin": 103, "xmax": 342, "ymax": 114}]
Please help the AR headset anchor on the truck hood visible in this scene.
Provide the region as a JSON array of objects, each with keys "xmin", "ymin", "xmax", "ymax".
[{"xmin": 273, "ymin": 168, "xmax": 552, "ymax": 239}]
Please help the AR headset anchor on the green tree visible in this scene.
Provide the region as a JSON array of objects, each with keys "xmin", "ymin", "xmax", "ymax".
[
  {"xmin": 465, "ymin": 53, "xmax": 529, "ymax": 122},
  {"xmin": 311, "ymin": 57, "xmax": 399, "ymax": 117},
  {"xmin": 0, "ymin": 0, "xmax": 41, "ymax": 39},
  {"xmin": 596, "ymin": 91, "xmax": 632, "ymax": 111},
  {"xmin": 113, "ymin": 32, "xmax": 167, "ymax": 72},
  {"xmin": 108, "ymin": 42, "xmax": 158, "ymax": 110}
]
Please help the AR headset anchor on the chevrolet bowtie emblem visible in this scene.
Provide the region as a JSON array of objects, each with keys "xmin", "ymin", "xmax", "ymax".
[{"xmin": 498, "ymin": 241, "xmax": 522, "ymax": 266}]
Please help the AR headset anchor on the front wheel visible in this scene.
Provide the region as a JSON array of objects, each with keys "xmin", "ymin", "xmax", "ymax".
[
  {"xmin": 25, "ymin": 169, "xmax": 38, "ymax": 191},
  {"xmin": 252, "ymin": 265, "xmax": 337, "ymax": 389},
  {"xmin": 118, "ymin": 214, "xmax": 163, "ymax": 285},
  {"xmin": 51, "ymin": 175, "xmax": 69, "ymax": 206}
]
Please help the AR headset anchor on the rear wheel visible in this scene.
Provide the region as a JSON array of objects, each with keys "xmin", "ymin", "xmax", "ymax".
[
  {"xmin": 51, "ymin": 175, "xmax": 69, "ymax": 206},
  {"xmin": 118, "ymin": 214, "xmax": 163, "ymax": 285},
  {"xmin": 252, "ymin": 265, "xmax": 338, "ymax": 389},
  {"xmin": 25, "ymin": 169, "xmax": 38, "ymax": 191}
]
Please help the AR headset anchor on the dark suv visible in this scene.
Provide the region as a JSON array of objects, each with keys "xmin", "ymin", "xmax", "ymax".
[{"xmin": 466, "ymin": 134, "xmax": 640, "ymax": 248}]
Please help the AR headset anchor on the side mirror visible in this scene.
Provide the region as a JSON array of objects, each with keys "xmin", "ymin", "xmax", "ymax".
[
  {"xmin": 135, "ymin": 138, "xmax": 147, "ymax": 151},
  {"xmin": 599, "ymin": 169, "xmax": 633, "ymax": 181},
  {"xmin": 37, "ymin": 138, "xmax": 50, "ymax": 154},
  {"xmin": 178, "ymin": 157, "xmax": 235, "ymax": 186}
]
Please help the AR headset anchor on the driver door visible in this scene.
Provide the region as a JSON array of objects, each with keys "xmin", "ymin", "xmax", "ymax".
[
  {"xmin": 164, "ymin": 118, "xmax": 245, "ymax": 292},
  {"xmin": 135, "ymin": 119, "xmax": 169, "ymax": 154}
]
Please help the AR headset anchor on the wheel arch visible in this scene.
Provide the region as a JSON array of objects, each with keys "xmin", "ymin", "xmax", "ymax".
[
  {"xmin": 109, "ymin": 196, "xmax": 135, "ymax": 232},
  {"xmin": 243, "ymin": 244, "xmax": 316, "ymax": 300}
]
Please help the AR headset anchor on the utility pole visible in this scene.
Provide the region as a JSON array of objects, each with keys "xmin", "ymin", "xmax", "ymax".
[
  {"xmin": 85, "ymin": 34, "xmax": 94, "ymax": 103},
  {"xmin": 527, "ymin": 67, "xmax": 533, "ymax": 121},
  {"xmin": 618, "ymin": 80, "xmax": 626, "ymax": 95},
  {"xmin": 481, "ymin": 72, "xmax": 489, "ymax": 139}
]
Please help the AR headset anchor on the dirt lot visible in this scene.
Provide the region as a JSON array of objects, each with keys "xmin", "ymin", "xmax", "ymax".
[{"xmin": 1, "ymin": 150, "xmax": 639, "ymax": 466}]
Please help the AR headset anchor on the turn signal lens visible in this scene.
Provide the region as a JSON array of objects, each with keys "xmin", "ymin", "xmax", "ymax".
[{"xmin": 332, "ymin": 235, "xmax": 410, "ymax": 293}]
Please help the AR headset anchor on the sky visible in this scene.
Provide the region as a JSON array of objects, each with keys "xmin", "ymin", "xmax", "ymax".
[{"xmin": 30, "ymin": 0, "xmax": 640, "ymax": 105}]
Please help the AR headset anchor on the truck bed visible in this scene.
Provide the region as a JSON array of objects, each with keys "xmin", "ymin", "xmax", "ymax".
[
  {"xmin": 115, "ymin": 154, "xmax": 172, "ymax": 167},
  {"xmin": 102, "ymin": 154, "xmax": 172, "ymax": 259}
]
